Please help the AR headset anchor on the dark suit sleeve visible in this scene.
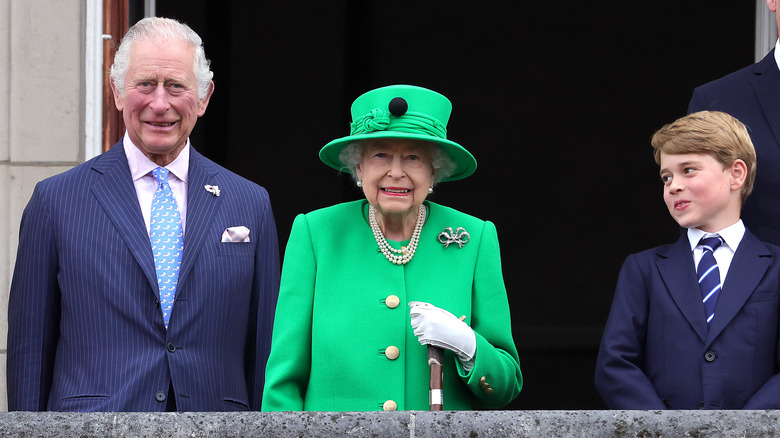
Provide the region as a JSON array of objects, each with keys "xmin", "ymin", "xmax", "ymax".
[
  {"xmin": 688, "ymin": 87, "xmax": 708, "ymax": 114},
  {"xmin": 594, "ymin": 254, "xmax": 666, "ymax": 409},
  {"xmin": 743, "ymin": 299, "xmax": 780, "ymax": 409},
  {"xmin": 7, "ymin": 183, "xmax": 60, "ymax": 411},
  {"xmin": 244, "ymin": 188, "xmax": 281, "ymax": 410},
  {"xmin": 744, "ymin": 374, "xmax": 780, "ymax": 408}
]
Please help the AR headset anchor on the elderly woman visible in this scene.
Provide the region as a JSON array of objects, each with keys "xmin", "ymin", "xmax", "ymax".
[{"xmin": 261, "ymin": 85, "xmax": 522, "ymax": 411}]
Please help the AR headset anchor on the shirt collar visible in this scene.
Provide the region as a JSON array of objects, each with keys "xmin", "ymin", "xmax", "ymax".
[
  {"xmin": 123, "ymin": 132, "xmax": 190, "ymax": 183},
  {"xmin": 774, "ymin": 39, "xmax": 780, "ymax": 70},
  {"xmin": 687, "ymin": 220, "xmax": 745, "ymax": 252}
]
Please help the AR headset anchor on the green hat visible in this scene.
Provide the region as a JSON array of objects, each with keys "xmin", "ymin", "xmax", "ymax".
[{"xmin": 319, "ymin": 84, "xmax": 477, "ymax": 181}]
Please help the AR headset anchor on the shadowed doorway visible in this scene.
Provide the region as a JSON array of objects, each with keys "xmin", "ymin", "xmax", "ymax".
[{"xmin": 138, "ymin": 0, "xmax": 756, "ymax": 409}]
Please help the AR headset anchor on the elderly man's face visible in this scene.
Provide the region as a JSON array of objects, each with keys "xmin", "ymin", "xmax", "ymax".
[{"xmin": 112, "ymin": 39, "xmax": 213, "ymax": 165}]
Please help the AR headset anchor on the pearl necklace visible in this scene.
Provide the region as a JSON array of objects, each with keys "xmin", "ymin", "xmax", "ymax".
[{"xmin": 369, "ymin": 204, "xmax": 426, "ymax": 265}]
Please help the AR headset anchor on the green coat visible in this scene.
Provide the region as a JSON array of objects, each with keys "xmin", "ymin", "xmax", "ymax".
[{"xmin": 262, "ymin": 200, "xmax": 522, "ymax": 411}]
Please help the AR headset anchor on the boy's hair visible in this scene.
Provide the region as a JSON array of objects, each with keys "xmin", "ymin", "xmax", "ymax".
[{"xmin": 651, "ymin": 110, "xmax": 756, "ymax": 204}]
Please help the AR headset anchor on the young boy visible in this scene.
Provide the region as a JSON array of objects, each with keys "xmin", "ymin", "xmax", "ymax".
[{"xmin": 595, "ymin": 111, "xmax": 780, "ymax": 409}]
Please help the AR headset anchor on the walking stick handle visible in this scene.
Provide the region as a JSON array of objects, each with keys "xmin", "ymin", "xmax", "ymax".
[
  {"xmin": 428, "ymin": 345, "xmax": 444, "ymax": 411},
  {"xmin": 426, "ymin": 315, "xmax": 466, "ymax": 411}
]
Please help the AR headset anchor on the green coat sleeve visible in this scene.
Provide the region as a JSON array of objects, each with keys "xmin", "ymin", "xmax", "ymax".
[
  {"xmin": 456, "ymin": 220, "xmax": 523, "ymax": 408},
  {"xmin": 261, "ymin": 214, "xmax": 314, "ymax": 411}
]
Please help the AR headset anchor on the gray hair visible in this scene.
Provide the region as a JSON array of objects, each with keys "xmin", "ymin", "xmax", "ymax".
[
  {"xmin": 110, "ymin": 17, "xmax": 213, "ymax": 101},
  {"xmin": 338, "ymin": 140, "xmax": 456, "ymax": 184}
]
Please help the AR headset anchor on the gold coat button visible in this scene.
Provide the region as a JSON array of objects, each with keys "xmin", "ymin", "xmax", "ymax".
[
  {"xmin": 383, "ymin": 400, "xmax": 398, "ymax": 411},
  {"xmin": 385, "ymin": 295, "xmax": 400, "ymax": 309},
  {"xmin": 479, "ymin": 376, "xmax": 495, "ymax": 394},
  {"xmin": 385, "ymin": 346, "xmax": 400, "ymax": 360}
]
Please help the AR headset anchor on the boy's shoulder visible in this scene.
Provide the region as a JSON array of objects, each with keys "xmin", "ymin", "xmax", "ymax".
[
  {"xmin": 736, "ymin": 227, "xmax": 780, "ymax": 259},
  {"xmin": 632, "ymin": 227, "xmax": 780, "ymax": 254},
  {"xmin": 627, "ymin": 235, "xmax": 685, "ymax": 261},
  {"xmin": 628, "ymin": 228, "xmax": 780, "ymax": 263},
  {"xmin": 750, "ymin": 234, "xmax": 780, "ymax": 259}
]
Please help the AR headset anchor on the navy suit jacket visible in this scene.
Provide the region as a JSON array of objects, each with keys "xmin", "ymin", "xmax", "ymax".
[
  {"xmin": 689, "ymin": 50, "xmax": 780, "ymax": 246},
  {"xmin": 595, "ymin": 230, "xmax": 780, "ymax": 409},
  {"xmin": 7, "ymin": 141, "xmax": 280, "ymax": 411}
]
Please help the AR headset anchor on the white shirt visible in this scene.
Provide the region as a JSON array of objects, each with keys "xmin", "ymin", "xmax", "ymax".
[
  {"xmin": 123, "ymin": 133, "xmax": 189, "ymax": 235},
  {"xmin": 774, "ymin": 38, "xmax": 780, "ymax": 70},
  {"xmin": 687, "ymin": 220, "xmax": 745, "ymax": 285}
]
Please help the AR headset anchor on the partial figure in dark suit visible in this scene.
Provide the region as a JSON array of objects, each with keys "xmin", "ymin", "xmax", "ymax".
[
  {"xmin": 595, "ymin": 111, "xmax": 780, "ymax": 409},
  {"xmin": 688, "ymin": 0, "xmax": 780, "ymax": 245},
  {"xmin": 6, "ymin": 17, "xmax": 280, "ymax": 412}
]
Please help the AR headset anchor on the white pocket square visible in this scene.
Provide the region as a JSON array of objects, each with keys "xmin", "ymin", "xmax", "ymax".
[{"xmin": 221, "ymin": 226, "xmax": 250, "ymax": 243}]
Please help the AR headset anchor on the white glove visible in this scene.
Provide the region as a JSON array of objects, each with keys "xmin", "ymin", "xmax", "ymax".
[{"xmin": 409, "ymin": 301, "xmax": 477, "ymax": 371}]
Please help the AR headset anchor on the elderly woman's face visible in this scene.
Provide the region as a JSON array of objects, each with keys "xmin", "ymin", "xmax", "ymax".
[{"xmin": 356, "ymin": 139, "xmax": 435, "ymax": 218}]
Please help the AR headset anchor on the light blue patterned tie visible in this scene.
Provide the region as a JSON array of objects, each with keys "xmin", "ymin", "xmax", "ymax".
[
  {"xmin": 150, "ymin": 167, "xmax": 183, "ymax": 329},
  {"xmin": 697, "ymin": 235, "xmax": 723, "ymax": 324}
]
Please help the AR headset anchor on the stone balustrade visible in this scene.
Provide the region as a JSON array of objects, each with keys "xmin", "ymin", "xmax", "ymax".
[{"xmin": 0, "ymin": 410, "xmax": 778, "ymax": 437}]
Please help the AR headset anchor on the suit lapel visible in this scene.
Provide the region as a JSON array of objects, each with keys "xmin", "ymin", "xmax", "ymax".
[
  {"xmin": 751, "ymin": 50, "xmax": 780, "ymax": 148},
  {"xmin": 177, "ymin": 147, "xmax": 222, "ymax": 290},
  {"xmin": 89, "ymin": 142, "xmax": 158, "ymax": 291},
  {"xmin": 657, "ymin": 235, "xmax": 709, "ymax": 342},
  {"xmin": 706, "ymin": 231, "xmax": 772, "ymax": 344}
]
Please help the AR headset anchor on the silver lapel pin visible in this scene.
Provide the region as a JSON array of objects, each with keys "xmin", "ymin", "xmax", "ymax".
[
  {"xmin": 204, "ymin": 185, "xmax": 220, "ymax": 197},
  {"xmin": 438, "ymin": 227, "xmax": 470, "ymax": 248}
]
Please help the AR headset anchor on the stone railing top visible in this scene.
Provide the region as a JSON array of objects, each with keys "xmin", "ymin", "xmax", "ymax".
[{"xmin": 1, "ymin": 410, "xmax": 778, "ymax": 437}]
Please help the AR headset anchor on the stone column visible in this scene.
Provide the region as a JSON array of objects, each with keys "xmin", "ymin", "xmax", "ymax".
[
  {"xmin": 756, "ymin": 0, "xmax": 777, "ymax": 61},
  {"xmin": 0, "ymin": 0, "xmax": 85, "ymax": 411}
]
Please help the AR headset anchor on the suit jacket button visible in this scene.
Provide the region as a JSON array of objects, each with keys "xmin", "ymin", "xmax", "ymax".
[
  {"xmin": 382, "ymin": 400, "xmax": 397, "ymax": 411},
  {"xmin": 704, "ymin": 351, "xmax": 716, "ymax": 362},
  {"xmin": 167, "ymin": 342, "xmax": 176, "ymax": 353},
  {"xmin": 385, "ymin": 346, "xmax": 400, "ymax": 360},
  {"xmin": 385, "ymin": 295, "xmax": 400, "ymax": 309},
  {"xmin": 155, "ymin": 391, "xmax": 167, "ymax": 402}
]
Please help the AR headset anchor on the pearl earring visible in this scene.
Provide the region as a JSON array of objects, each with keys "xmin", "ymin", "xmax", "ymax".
[
  {"xmin": 357, "ymin": 180, "xmax": 362, "ymax": 188},
  {"xmin": 428, "ymin": 187, "xmax": 434, "ymax": 194}
]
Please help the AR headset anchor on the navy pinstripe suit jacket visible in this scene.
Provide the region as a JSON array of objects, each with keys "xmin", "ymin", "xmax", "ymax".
[{"xmin": 7, "ymin": 140, "xmax": 280, "ymax": 411}]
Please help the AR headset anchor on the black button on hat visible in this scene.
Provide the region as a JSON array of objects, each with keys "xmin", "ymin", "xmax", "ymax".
[{"xmin": 388, "ymin": 97, "xmax": 408, "ymax": 117}]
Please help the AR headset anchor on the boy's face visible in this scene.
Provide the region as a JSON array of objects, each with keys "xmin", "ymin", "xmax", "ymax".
[{"xmin": 659, "ymin": 152, "xmax": 744, "ymax": 233}]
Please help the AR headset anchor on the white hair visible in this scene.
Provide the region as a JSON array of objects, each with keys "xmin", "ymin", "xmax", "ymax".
[
  {"xmin": 338, "ymin": 140, "xmax": 456, "ymax": 184},
  {"xmin": 109, "ymin": 17, "xmax": 213, "ymax": 101}
]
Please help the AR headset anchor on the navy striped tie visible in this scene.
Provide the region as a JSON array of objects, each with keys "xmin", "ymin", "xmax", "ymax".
[{"xmin": 697, "ymin": 236, "xmax": 723, "ymax": 324}]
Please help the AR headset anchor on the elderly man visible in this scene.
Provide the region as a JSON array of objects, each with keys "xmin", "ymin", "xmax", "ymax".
[{"xmin": 7, "ymin": 17, "xmax": 280, "ymax": 412}]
